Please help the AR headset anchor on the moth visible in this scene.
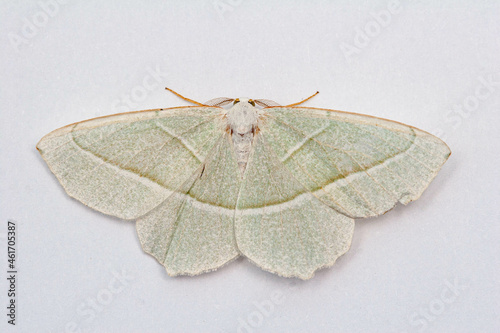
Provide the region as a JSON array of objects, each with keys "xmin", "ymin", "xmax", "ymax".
[{"xmin": 37, "ymin": 88, "xmax": 450, "ymax": 279}]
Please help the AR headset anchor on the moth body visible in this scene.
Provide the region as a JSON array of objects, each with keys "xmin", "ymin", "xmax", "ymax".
[{"xmin": 226, "ymin": 98, "xmax": 260, "ymax": 175}]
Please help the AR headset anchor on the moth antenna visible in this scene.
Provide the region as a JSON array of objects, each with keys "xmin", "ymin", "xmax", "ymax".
[
  {"xmin": 165, "ymin": 87, "xmax": 207, "ymax": 106},
  {"xmin": 254, "ymin": 99, "xmax": 281, "ymax": 108},
  {"xmin": 284, "ymin": 91, "xmax": 319, "ymax": 107},
  {"xmin": 203, "ymin": 97, "xmax": 235, "ymax": 107}
]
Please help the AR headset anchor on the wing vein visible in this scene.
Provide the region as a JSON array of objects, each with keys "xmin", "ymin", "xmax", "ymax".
[
  {"xmin": 154, "ymin": 118, "xmax": 214, "ymax": 162},
  {"xmin": 269, "ymin": 116, "xmax": 378, "ymax": 215},
  {"xmin": 266, "ymin": 127, "xmax": 356, "ymax": 216},
  {"xmin": 165, "ymin": 138, "xmax": 225, "ymax": 264},
  {"xmin": 280, "ymin": 123, "xmax": 331, "ymax": 162}
]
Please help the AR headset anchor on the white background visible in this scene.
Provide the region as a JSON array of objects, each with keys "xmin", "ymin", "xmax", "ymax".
[{"xmin": 1, "ymin": 1, "xmax": 499, "ymax": 332}]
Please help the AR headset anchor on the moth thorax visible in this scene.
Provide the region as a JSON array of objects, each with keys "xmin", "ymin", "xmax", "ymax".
[{"xmin": 227, "ymin": 100, "xmax": 259, "ymax": 175}]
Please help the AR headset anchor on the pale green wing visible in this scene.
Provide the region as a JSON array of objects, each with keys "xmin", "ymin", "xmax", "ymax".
[
  {"xmin": 137, "ymin": 134, "xmax": 241, "ymax": 276},
  {"xmin": 235, "ymin": 134, "xmax": 355, "ymax": 279},
  {"xmin": 37, "ymin": 106, "xmax": 224, "ymax": 219},
  {"xmin": 261, "ymin": 107, "xmax": 451, "ymax": 218}
]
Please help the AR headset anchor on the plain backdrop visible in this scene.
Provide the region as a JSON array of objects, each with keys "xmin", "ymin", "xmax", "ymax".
[{"xmin": 1, "ymin": 1, "xmax": 499, "ymax": 332}]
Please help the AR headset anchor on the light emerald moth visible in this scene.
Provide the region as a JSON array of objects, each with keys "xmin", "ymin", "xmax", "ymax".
[{"xmin": 37, "ymin": 88, "xmax": 450, "ymax": 279}]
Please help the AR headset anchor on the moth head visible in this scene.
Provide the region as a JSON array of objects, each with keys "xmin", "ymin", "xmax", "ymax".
[{"xmin": 233, "ymin": 98, "xmax": 255, "ymax": 107}]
